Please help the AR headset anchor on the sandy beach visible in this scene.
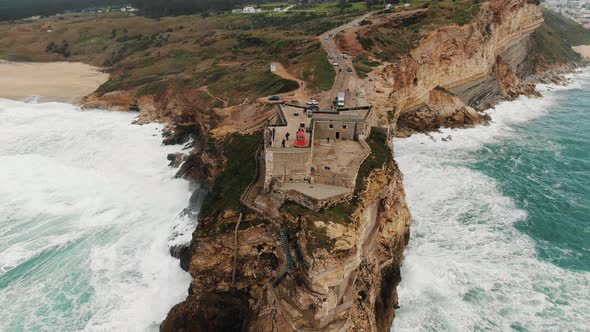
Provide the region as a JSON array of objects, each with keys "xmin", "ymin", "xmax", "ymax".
[
  {"xmin": 573, "ymin": 45, "xmax": 590, "ymax": 59},
  {"xmin": 0, "ymin": 61, "xmax": 108, "ymax": 101}
]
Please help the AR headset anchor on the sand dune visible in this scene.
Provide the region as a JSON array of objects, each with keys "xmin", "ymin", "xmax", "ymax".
[{"xmin": 0, "ymin": 61, "xmax": 108, "ymax": 101}]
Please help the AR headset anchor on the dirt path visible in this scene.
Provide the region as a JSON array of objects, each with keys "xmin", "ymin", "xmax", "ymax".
[
  {"xmin": 198, "ymin": 86, "xmax": 229, "ymax": 108},
  {"xmin": 260, "ymin": 62, "xmax": 309, "ymax": 103}
]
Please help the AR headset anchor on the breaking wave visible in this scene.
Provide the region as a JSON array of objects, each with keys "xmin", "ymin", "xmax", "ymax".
[
  {"xmin": 0, "ymin": 99, "xmax": 194, "ymax": 331},
  {"xmin": 392, "ymin": 70, "xmax": 590, "ymax": 331}
]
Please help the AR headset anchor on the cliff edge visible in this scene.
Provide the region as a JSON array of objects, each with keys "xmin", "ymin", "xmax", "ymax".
[
  {"xmin": 160, "ymin": 1, "xmax": 588, "ymax": 331},
  {"xmin": 162, "ymin": 141, "xmax": 411, "ymax": 331}
]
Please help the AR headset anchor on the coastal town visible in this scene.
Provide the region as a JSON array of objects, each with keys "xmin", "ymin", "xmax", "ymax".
[{"xmin": 543, "ymin": 0, "xmax": 590, "ymax": 28}]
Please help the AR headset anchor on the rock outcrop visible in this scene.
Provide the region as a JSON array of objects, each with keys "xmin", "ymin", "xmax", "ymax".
[
  {"xmin": 141, "ymin": 1, "xmax": 589, "ymax": 330},
  {"xmin": 365, "ymin": 0, "xmax": 549, "ymax": 133},
  {"xmin": 161, "ymin": 155, "xmax": 411, "ymax": 331}
]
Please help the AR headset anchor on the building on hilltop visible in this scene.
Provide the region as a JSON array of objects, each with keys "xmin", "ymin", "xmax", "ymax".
[
  {"xmin": 260, "ymin": 103, "xmax": 376, "ymax": 211},
  {"xmin": 242, "ymin": 6, "xmax": 263, "ymax": 13}
]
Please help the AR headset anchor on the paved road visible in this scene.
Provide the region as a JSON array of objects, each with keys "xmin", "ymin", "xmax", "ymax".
[{"xmin": 319, "ymin": 12, "xmax": 374, "ymax": 110}]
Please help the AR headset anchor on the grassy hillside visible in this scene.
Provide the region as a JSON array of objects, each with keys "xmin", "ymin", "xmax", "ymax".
[
  {"xmin": 355, "ymin": 0, "xmax": 481, "ymax": 61},
  {"xmin": 525, "ymin": 9, "xmax": 590, "ymax": 72},
  {"xmin": 0, "ymin": 9, "xmax": 349, "ymax": 105},
  {"xmin": 542, "ymin": 8, "xmax": 590, "ymax": 46}
]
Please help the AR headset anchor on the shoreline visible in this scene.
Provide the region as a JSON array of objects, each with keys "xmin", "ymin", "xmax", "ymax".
[
  {"xmin": 0, "ymin": 61, "xmax": 108, "ymax": 100},
  {"xmin": 573, "ymin": 44, "xmax": 590, "ymax": 59},
  {"xmin": 0, "ymin": 101, "xmax": 192, "ymax": 330},
  {"xmin": 392, "ymin": 68, "xmax": 588, "ymax": 330}
]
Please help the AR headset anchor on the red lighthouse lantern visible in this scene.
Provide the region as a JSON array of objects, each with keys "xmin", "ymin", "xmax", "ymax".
[{"xmin": 294, "ymin": 128, "xmax": 308, "ymax": 147}]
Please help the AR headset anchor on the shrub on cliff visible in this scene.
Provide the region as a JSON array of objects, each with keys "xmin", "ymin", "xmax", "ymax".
[
  {"xmin": 200, "ymin": 133, "xmax": 261, "ymax": 222},
  {"xmin": 355, "ymin": 131, "xmax": 391, "ymax": 193}
]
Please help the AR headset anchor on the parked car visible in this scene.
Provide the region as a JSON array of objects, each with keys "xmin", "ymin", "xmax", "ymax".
[
  {"xmin": 307, "ymin": 99, "xmax": 319, "ymax": 106},
  {"xmin": 342, "ymin": 54, "xmax": 348, "ymax": 59},
  {"xmin": 328, "ymin": 55, "xmax": 333, "ymax": 59},
  {"xmin": 333, "ymin": 62, "xmax": 338, "ymax": 66},
  {"xmin": 347, "ymin": 67, "xmax": 353, "ymax": 73},
  {"xmin": 268, "ymin": 95, "xmax": 280, "ymax": 101}
]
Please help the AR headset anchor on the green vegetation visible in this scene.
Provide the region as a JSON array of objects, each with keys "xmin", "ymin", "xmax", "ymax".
[
  {"xmin": 0, "ymin": 53, "xmax": 32, "ymax": 61},
  {"xmin": 527, "ymin": 23, "xmax": 583, "ymax": 72},
  {"xmin": 543, "ymin": 8, "xmax": 590, "ymax": 46},
  {"xmin": 200, "ymin": 133, "xmax": 262, "ymax": 221},
  {"xmin": 292, "ymin": 0, "xmax": 368, "ymax": 15},
  {"xmin": 355, "ymin": 131, "xmax": 391, "ymax": 193},
  {"xmin": 304, "ymin": 220, "xmax": 334, "ymax": 256},
  {"xmin": 281, "ymin": 201, "xmax": 354, "ymax": 226},
  {"xmin": 523, "ymin": 9, "xmax": 590, "ymax": 72},
  {"xmin": 135, "ymin": 81, "xmax": 169, "ymax": 98},
  {"xmin": 0, "ymin": 8, "xmax": 349, "ymax": 102},
  {"xmin": 449, "ymin": 1, "xmax": 481, "ymax": 26},
  {"xmin": 353, "ymin": 54, "xmax": 380, "ymax": 78},
  {"xmin": 132, "ymin": 0, "xmax": 291, "ymax": 18},
  {"xmin": 300, "ymin": 43, "xmax": 337, "ymax": 93},
  {"xmin": 356, "ymin": 0, "xmax": 482, "ymax": 60},
  {"xmin": 280, "ymin": 201, "xmax": 355, "ymax": 255},
  {"xmin": 244, "ymin": 2, "xmax": 289, "ymax": 9},
  {"xmin": 204, "ymin": 64, "xmax": 299, "ymax": 104},
  {"xmin": 248, "ymin": 10, "xmax": 362, "ymax": 35}
]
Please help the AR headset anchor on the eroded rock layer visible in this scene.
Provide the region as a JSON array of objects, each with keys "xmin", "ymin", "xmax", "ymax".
[
  {"xmin": 162, "ymin": 156, "xmax": 411, "ymax": 331},
  {"xmin": 366, "ymin": 0, "xmax": 552, "ymax": 135},
  {"xmin": 160, "ymin": 1, "xmax": 585, "ymax": 331}
]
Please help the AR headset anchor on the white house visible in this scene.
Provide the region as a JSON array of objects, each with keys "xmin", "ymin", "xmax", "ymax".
[{"xmin": 243, "ymin": 6, "xmax": 257, "ymax": 13}]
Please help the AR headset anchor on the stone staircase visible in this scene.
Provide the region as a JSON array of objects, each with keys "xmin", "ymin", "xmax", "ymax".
[
  {"xmin": 239, "ymin": 144, "xmax": 264, "ymax": 210},
  {"xmin": 280, "ymin": 230, "xmax": 296, "ymax": 269},
  {"xmin": 273, "ymin": 229, "xmax": 296, "ymax": 287},
  {"xmin": 242, "ymin": 184, "xmax": 262, "ymax": 207}
]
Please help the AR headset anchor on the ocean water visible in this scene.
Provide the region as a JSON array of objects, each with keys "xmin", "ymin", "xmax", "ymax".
[
  {"xmin": 392, "ymin": 71, "xmax": 590, "ymax": 331},
  {"xmin": 0, "ymin": 99, "xmax": 194, "ymax": 331}
]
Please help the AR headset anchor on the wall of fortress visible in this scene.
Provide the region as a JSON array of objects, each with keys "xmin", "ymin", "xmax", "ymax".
[{"xmin": 264, "ymin": 147, "xmax": 312, "ymax": 190}]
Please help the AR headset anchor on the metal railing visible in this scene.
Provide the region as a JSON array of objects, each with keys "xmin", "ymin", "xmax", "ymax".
[{"xmin": 239, "ymin": 143, "xmax": 264, "ymax": 208}]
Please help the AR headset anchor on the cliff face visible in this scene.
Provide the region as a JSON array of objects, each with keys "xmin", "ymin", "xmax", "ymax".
[
  {"xmin": 365, "ymin": 0, "xmax": 547, "ymax": 135},
  {"xmin": 158, "ymin": 1, "xmax": 584, "ymax": 330},
  {"xmin": 161, "ymin": 156, "xmax": 411, "ymax": 331}
]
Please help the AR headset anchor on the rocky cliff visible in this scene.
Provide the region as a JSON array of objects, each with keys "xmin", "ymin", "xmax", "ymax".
[
  {"xmin": 161, "ymin": 143, "xmax": 411, "ymax": 331},
  {"xmin": 147, "ymin": 1, "xmax": 590, "ymax": 330},
  {"xmin": 362, "ymin": 0, "xmax": 578, "ymax": 136}
]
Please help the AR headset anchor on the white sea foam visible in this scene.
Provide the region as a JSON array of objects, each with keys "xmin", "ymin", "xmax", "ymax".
[
  {"xmin": 0, "ymin": 99, "xmax": 195, "ymax": 331},
  {"xmin": 392, "ymin": 73, "xmax": 590, "ymax": 331}
]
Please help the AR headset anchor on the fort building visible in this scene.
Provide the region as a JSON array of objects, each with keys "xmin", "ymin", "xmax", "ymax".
[{"xmin": 259, "ymin": 103, "xmax": 374, "ymax": 211}]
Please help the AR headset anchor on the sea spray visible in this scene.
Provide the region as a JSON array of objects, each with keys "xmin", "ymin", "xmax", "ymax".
[
  {"xmin": 0, "ymin": 99, "xmax": 194, "ymax": 331},
  {"xmin": 392, "ymin": 70, "xmax": 590, "ymax": 331}
]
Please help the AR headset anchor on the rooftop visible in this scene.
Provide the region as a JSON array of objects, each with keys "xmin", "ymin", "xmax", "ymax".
[
  {"xmin": 282, "ymin": 183, "xmax": 349, "ymax": 200},
  {"xmin": 267, "ymin": 105, "xmax": 312, "ymax": 149}
]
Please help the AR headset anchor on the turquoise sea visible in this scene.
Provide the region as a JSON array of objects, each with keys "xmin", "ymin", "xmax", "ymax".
[
  {"xmin": 393, "ymin": 70, "xmax": 590, "ymax": 331},
  {"xmin": 1, "ymin": 74, "xmax": 589, "ymax": 331},
  {"xmin": 0, "ymin": 100, "xmax": 194, "ymax": 331}
]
